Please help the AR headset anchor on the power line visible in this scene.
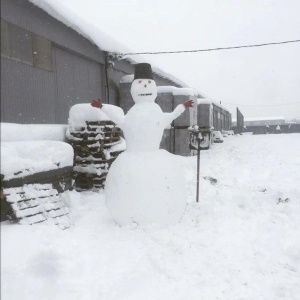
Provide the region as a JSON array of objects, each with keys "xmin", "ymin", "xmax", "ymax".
[
  {"xmin": 222, "ymin": 101, "xmax": 300, "ymax": 107},
  {"xmin": 122, "ymin": 39, "xmax": 300, "ymax": 56}
]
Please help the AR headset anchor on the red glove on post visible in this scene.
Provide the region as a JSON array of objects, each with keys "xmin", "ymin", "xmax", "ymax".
[
  {"xmin": 91, "ymin": 99, "xmax": 103, "ymax": 108},
  {"xmin": 184, "ymin": 100, "xmax": 194, "ymax": 108}
]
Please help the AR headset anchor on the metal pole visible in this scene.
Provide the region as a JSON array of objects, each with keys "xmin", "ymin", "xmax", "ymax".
[
  {"xmin": 196, "ymin": 137, "xmax": 200, "ymax": 203},
  {"xmin": 104, "ymin": 53, "xmax": 110, "ymax": 104}
]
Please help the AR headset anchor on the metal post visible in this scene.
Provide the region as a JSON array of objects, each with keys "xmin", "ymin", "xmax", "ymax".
[
  {"xmin": 104, "ymin": 53, "xmax": 110, "ymax": 104},
  {"xmin": 196, "ymin": 137, "xmax": 201, "ymax": 203}
]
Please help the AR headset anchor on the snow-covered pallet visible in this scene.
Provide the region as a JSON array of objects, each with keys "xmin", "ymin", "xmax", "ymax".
[
  {"xmin": 68, "ymin": 120, "xmax": 124, "ymax": 191},
  {"xmin": 1, "ymin": 166, "xmax": 73, "ymax": 193},
  {"xmin": 2, "ymin": 184, "xmax": 70, "ymax": 229}
]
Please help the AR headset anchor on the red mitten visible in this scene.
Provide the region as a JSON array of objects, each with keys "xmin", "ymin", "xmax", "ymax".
[
  {"xmin": 184, "ymin": 100, "xmax": 194, "ymax": 108},
  {"xmin": 91, "ymin": 99, "xmax": 102, "ymax": 108}
]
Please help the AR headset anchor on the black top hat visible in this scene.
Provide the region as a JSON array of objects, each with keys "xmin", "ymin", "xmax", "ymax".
[{"xmin": 134, "ymin": 63, "xmax": 153, "ymax": 80}]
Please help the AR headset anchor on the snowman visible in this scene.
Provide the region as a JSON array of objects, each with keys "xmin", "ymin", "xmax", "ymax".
[{"xmin": 91, "ymin": 63, "xmax": 193, "ymax": 225}]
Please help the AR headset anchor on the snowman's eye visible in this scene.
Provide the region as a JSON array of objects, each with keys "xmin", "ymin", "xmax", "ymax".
[
  {"xmin": 148, "ymin": 80, "xmax": 151, "ymax": 84},
  {"xmin": 138, "ymin": 80, "xmax": 142, "ymax": 83}
]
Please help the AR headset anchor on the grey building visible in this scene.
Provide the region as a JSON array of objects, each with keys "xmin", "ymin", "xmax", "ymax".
[{"xmin": 1, "ymin": 0, "xmax": 186, "ymax": 125}]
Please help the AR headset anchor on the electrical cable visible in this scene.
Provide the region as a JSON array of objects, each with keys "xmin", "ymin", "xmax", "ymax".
[{"xmin": 121, "ymin": 39, "xmax": 300, "ymax": 56}]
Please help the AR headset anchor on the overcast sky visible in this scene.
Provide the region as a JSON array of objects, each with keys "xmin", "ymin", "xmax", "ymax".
[{"xmin": 54, "ymin": 0, "xmax": 300, "ymax": 119}]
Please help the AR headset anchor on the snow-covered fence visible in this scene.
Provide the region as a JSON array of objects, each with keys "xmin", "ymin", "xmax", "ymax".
[{"xmin": 67, "ymin": 104, "xmax": 125, "ymax": 191}]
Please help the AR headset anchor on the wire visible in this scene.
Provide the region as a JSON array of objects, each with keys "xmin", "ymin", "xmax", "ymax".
[
  {"xmin": 222, "ymin": 101, "xmax": 300, "ymax": 107},
  {"xmin": 121, "ymin": 39, "xmax": 300, "ymax": 56}
]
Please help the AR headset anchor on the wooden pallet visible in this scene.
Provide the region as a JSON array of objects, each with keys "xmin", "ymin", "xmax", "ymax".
[
  {"xmin": 1, "ymin": 167, "xmax": 73, "ymax": 193},
  {"xmin": 67, "ymin": 120, "xmax": 124, "ymax": 191},
  {"xmin": 2, "ymin": 184, "xmax": 70, "ymax": 229}
]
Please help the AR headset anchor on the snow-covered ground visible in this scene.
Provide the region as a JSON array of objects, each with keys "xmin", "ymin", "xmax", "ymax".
[{"xmin": 1, "ymin": 134, "xmax": 300, "ymax": 300}]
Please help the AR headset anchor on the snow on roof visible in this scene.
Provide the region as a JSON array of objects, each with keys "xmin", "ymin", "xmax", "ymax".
[
  {"xmin": 197, "ymin": 98, "xmax": 230, "ymax": 113},
  {"xmin": 157, "ymin": 86, "xmax": 199, "ymax": 96},
  {"xmin": 232, "ymin": 116, "xmax": 285, "ymax": 122},
  {"xmin": 197, "ymin": 98, "xmax": 212, "ymax": 105},
  {"xmin": 211, "ymin": 101, "xmax": 231, "ymax": 113},
  {"xmin": 119, "ymin": 75, "xmax": 134, "ymax": 84},
  {"xmin": 151, "ymin": 68, "xmax": 189, "ymax": 88},
  {"xmin": 29, "ymin": 0, "xmax": 188, "ymax": 88},
  {"xmin": 29, "ymin": 0, "xmax": 130, "ymax": 54},
  {"xmin": 246, "ymin": 116, "xmax": 285, "ymax": 122}
]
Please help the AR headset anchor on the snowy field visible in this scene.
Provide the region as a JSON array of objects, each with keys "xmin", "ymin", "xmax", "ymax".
[{"xmin": 1, "ymin": 133, "xmax": 300, "ymax": 300}]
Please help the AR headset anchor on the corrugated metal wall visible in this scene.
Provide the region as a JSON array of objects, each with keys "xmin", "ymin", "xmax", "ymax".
[
  {"xmin": 1, "ymin": 57, "xmax": 57, "ymax": 123},
  {"xmin": 1, "ymin": 45, "xmax": 104, "ymax": 124}
]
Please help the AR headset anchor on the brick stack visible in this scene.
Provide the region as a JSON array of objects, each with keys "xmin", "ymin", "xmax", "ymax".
[{"xmin": 67, "ymin": 120, "xmax": 124, "ymax": 191}]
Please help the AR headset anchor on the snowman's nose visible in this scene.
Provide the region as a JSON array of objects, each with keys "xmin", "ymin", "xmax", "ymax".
[{"xmin": 144, "ymin": 84, "xmax": 147, "ymax": 87}]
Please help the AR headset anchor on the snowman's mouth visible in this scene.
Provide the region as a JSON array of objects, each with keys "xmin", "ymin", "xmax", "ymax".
[{"xmin": 138, "ymin": 93, "xmax": 152, "ymax": 96}]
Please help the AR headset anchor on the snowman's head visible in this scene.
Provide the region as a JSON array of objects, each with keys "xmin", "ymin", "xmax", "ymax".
[{"xmin": 131, "ymin": 78, "xmax": 158, "ymax": 104}]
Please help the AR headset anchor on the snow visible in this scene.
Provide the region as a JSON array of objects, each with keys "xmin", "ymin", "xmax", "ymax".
[
  {"xmin": 247, "ymin": 116, "xmax": 285, "ymax": 121},
  {"xmin": 2, "ymin": 133, "xmax": 300, "ymax": 299},
  {"xmin": 109, "ymin": 137, "xmax": 126, "ymax": 153},
  {"xmin": 151, "ymin": 67, "xmax": 189, "ymax": 89},
  {"xmin": 68, "ymin": 103, "xmax": 110, "ymax": 129},
  {"xmin": 106, "ymin": 150, "xmax": 186, "ymax": 225},
  {"xmin": 29, "ymin": 0, "xmax": 131, "ymax": 54},
  {"xmin": 67, "ymin": 103, "xmax": 125, "ymax": 130},
  {"xmin": 157, "ymin": 86, "xmax": 199, "ymax": 96},
  {"xmin": 120, "ymin": 74, "xmax": 134, "ymax": 84},
  {"xmin": 1, "ymin": 123, "xmax": 67, "ymax": 142},
  {"xmin": 232, "ymin": 116, "xmax": 285, "ymax": 122},
  {"xmin": 197, "ymin": 98, "xmax": 212, "ymax": 105},
  {"xmin": 195, "ymin": 98, "xmax": 229, "ymax": 113},
  {"xmin": 1, "ymin": 141, "xmax": 74, "ymax": 180},
  {"xmin": 122, "ymin": 102, "xmax": 165, "ymax": 151}
]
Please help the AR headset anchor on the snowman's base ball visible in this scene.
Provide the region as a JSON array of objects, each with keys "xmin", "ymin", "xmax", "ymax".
[{"xmin": 105, "ymin": 150, "xmax": 186, "ymax": 225}]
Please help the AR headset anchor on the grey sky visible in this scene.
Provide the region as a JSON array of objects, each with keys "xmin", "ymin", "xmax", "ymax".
[{"xmin": 62, "ymin": 0, "xmax": 300, "ymax": 120}]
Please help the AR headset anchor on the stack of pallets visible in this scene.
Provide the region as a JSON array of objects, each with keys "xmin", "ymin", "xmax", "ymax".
[
  {"xmin": 1, "ymin": 183, "xmax": 70, "ymax": 229},
  {"xmin": 67, "ymin": 120, "xmax": 124, "ymax": 191}
]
